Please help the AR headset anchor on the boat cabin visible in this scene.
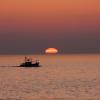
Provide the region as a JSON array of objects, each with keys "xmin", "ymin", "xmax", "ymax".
[{"xmin": 20, "ymin": 57, "xmax": 40, "ymax": 67}]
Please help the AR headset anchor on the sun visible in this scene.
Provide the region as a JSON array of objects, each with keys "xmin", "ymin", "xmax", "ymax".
[{"xmin": 45, "ymin": 48, "xmax": 58, "ymax": 54}]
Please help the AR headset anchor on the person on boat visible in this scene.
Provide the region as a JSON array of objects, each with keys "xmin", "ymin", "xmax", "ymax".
[
  {"xmin": 35, "ymin": 60, "xmax": 40, "ymax": 64},
  {"xmin": 25, "ymin": 57, "xmax": 31, "ymax": 62},
  {"xmin": 25, "ymin": 56, "xmax": 27, "ymax": 62}
]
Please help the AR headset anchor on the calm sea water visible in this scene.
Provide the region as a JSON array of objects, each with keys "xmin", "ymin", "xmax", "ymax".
[{"xmin": 0, "ymin": 54, "xmax": 100, "ymax": 100}]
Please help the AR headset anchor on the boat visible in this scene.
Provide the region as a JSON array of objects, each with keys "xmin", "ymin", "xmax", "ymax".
[{"xmin": 19, "ymin": 57, "xmax": 40, "ymax": 67}]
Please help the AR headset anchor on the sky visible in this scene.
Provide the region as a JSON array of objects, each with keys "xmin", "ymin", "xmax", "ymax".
[{"xmin": 0, "ymin": 0, "xmax": 100, "ymax": 54}]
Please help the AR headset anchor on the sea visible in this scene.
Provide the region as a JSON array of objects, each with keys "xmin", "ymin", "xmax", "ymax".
[{"xmin": 0, "ymin": 54, "xmax": 100, "ymax": 100}]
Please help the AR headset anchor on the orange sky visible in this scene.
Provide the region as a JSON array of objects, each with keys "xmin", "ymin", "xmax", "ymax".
[{"xmin": 0, "ymin": 0, "xmax": 99, "ymax": 33}]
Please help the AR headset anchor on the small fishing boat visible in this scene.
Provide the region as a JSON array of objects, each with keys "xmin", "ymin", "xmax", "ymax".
[{"xmin": 19, "ymin": 57, "xmax": 40, "ymax": 67}]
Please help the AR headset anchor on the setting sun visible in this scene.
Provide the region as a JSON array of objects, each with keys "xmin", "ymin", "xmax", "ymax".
[{"xmin": 45, "ymin": 48, "xmax": 58, "ymax": 54}]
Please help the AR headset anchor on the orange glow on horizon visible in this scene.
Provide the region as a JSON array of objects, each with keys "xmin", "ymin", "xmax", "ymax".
[{"xmin": 45, "ymin": 48, "xmax": 58, "ymax": 54}]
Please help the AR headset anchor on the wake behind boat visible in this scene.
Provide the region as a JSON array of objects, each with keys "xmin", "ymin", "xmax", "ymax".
[{"xmin": 19, "ymin": 57, "xmax": 40, "ymax": 67}]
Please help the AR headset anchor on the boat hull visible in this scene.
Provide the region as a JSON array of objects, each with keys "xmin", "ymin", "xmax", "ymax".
[{"xmin": 19, "ymin": 63, "xmax": 40, "ymax": 67}]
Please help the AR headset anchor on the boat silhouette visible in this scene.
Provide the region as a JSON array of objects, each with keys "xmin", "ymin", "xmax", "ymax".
[{"xmin": 19, "ymin": 57, "xmax": 40, "ymax": 67}]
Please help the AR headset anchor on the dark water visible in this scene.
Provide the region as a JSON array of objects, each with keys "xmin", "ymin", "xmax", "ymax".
[{"xmin": 0, "ymin": 54, "xmax": 100, "ymax": 100}]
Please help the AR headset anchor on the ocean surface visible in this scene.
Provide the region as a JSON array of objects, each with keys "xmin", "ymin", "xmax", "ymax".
[{"xmin": 0, "ymin": 54, "xmax": 100, "ymax": 100}]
